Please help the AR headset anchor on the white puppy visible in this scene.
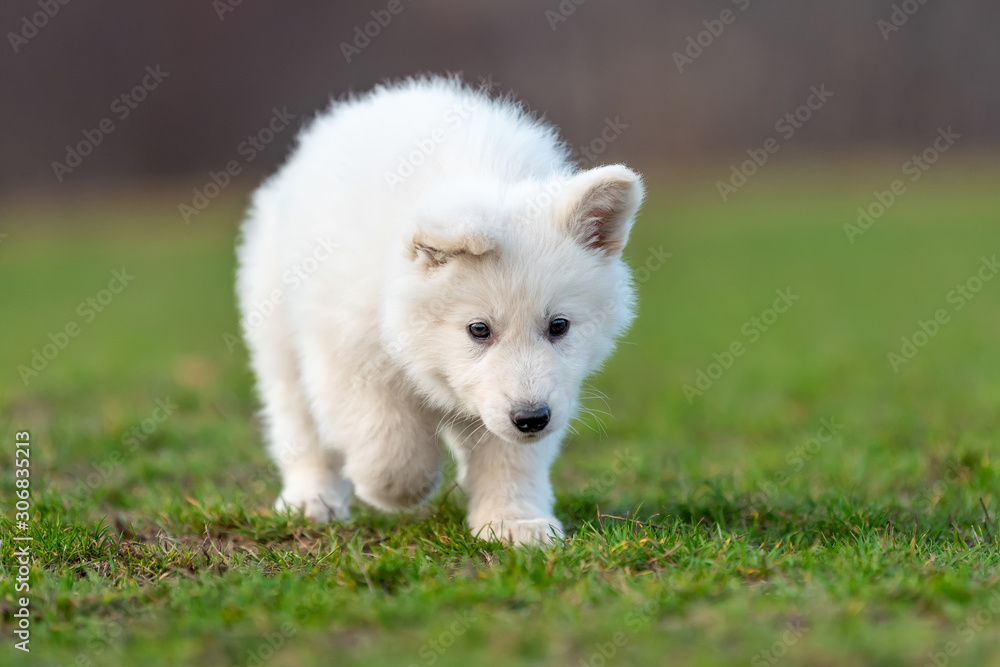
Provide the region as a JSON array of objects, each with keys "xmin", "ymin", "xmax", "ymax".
[{"xmin": 236, "ymin": 76, "xmax": 643, "ymax": 545}]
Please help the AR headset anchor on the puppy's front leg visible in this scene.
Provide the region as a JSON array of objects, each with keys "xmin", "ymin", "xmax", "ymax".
[{"xmin": 450, "ymin": 427, "xmax": 564, "ymax": 546}]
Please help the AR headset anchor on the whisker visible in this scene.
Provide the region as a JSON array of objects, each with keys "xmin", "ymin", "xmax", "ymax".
[
  {"xmin": 571, "ymin": 406, "xmax": 609, "ymax": 438},
  {"xmin": 435, "ymin": 406, "xmax": 459, "ymax": 432},
  {"xmin": 581, "ymin": 383, "xmax": 610, "ymax": 400},
  {"xmin": 452, "ymin": 419, "xmax": 479, "ymax": 446},
  {"xmin": 471, "ymin": 426, "xmax": 489, "ymax": 452},
  {"xmin": 465, "ymin": 423, "xmax": 488, "ymax": 453},
  {"xmin": 586, "ymin": 407, "xmax": 609, "ymax": 432},
  {"xmin": 459, "ymin": 421, "xmax": 483, "ymax": 447}
]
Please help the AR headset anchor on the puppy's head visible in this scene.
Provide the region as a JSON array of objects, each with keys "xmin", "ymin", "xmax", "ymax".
[{"xmin": 383, "ymin": 165, "xmax": 644, "ymax": 444}]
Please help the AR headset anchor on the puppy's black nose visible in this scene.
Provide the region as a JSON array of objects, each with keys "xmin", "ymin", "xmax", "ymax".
[{"xmin": 511, "ymin": 405, "xmax": 550, "ymax": 433}]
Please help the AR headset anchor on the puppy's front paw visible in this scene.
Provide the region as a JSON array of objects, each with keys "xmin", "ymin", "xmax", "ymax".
[
  {"xmin": 274, "ymin": 491, "xmax": 350, "ymax": 523},
  {"xmin": 473, "ymin": 518, "xmax": 564, "ymax": 547}
]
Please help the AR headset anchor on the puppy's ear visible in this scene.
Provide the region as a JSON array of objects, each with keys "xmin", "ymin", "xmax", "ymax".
[
  {"xmin": 562, "ymin": 165, "xmax": 644, "ymax": 257},
  {"xmin": 408, "ymin": 221, "xmax": 496, "ymax": 268}
]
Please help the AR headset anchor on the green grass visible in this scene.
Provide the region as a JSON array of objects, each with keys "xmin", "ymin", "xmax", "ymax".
[{"xmin": 2, "ymin": 159, "xmax": 1000, "ymax": 666}]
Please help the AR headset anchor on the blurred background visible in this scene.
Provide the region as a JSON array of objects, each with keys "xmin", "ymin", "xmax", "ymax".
[
  {"xmin": 1, "ymin": 0, "xmax": 998, "ymax": 194},
  {"xmin": 2, "ymin": 0, "xmax": 999, "ymax": 462},
  {"xmin": 2, "ymin": 4, "xmax": 1000, "ymax": 664}
]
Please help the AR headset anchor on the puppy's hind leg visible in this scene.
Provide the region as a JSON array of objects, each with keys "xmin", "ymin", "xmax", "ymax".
[
  {"xmin": 268, "ymin": 403, "xmax": 353, "ymax": 523},
  {"xmin": 250, "ymin": 335, "xmax": 352, "ymax": 523}
]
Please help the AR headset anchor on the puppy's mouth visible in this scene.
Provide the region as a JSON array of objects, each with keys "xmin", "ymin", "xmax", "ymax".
[{"xmin": 488, "ymin": 422, "xmax": 555, "ymax": 445}]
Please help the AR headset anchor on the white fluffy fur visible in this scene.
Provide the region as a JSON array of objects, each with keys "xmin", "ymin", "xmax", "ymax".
[{"xmin": 236, "ymin": 76, "xmax": 644, "ymax": 545}]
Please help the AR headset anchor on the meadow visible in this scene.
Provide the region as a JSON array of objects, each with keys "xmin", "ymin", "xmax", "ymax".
[{"xmin": 1, "ymin": 157, "xmax": 999, "ymax": 666}]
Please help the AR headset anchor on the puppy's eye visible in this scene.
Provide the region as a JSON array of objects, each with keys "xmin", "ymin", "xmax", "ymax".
[
  {"xmin": 468, "ymin": 322, "xmax": 491, "ymax": 340},
  {"xmin": 548, "ymin": 318, "xmax": 570, "ymax": 338}
]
